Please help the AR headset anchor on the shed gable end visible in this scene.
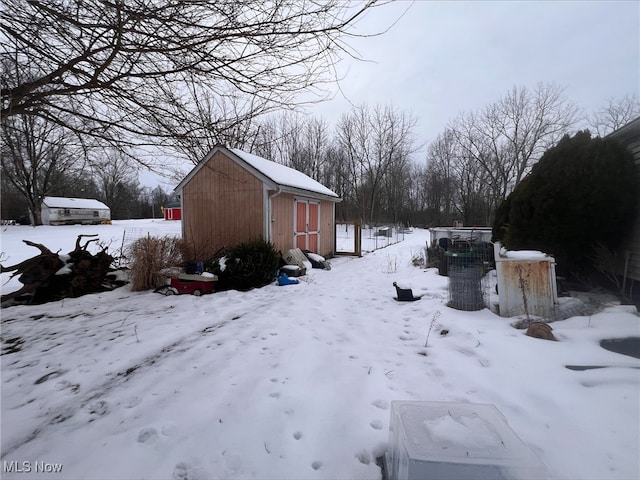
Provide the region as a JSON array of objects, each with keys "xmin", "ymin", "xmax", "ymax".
[{"xmin": 182, "ymin": 151, "xmax": 265, "ymax": 255}]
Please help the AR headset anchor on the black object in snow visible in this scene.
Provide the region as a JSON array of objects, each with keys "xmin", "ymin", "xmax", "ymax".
[{"xmin": 393, "ymin": 282, "xmax": 421, "ymax": 302}]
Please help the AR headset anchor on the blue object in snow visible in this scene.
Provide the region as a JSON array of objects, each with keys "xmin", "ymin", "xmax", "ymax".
[{"xmin": 278, "ymin": 273, "xmax": 299, "ymax": 286}]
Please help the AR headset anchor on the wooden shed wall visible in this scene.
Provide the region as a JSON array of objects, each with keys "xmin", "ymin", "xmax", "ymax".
[
  {"xmin": 182, "ymin": 151, "xmax": 265, "ymax": 256},
  {"xmin": 319, "ymin": 199, "xmax": 335, "ymax": 257},
  {"xmin": 270, "ymin": 192, "xmax": 294, "ymax": 255}
]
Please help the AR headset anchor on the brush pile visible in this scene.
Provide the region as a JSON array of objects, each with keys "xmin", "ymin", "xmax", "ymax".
[{"xmin": 1, "ymin": 234, "xmax": 121, "ymax": 306}]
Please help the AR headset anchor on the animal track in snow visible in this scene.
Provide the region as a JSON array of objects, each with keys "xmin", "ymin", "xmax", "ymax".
[
  {"xmin": 54, "ymin": 380, "xmax": 80, "ymax": 393},
  {"xmin": 137, "ymin": 427, "xmax": 159, "ymax": 443},
  {"xmin": 369, "ymin": 420, "xmax": 383, "ymax": 430},
  {"xmin": 86, "ymin": 400, "xmax": 109, "ymax": 416},
  {"xmin": 293, "ymin": 431, "xmax": 302, "ymax": 440},
  {"xmin": 269, "ymin": 392, "xmax": 280, "ymax": 399},
  {"xmin": 172, "ymin": 462, "xmax": 193, "ymax": 480},
  {"xmin": 355, "ymin": 450, "xmax": 371, "ymax": 464},
  {"xmin": 372, "ymin": 399, "xmax": 389, "ymax": 410},
  {"xmin": 311, "ymin": 461, "xmax": 322, "ymax": 470},
  {"xmin": 162, "ymin": 424, "xmax": 178, "ymax": 436},
  {"xmin": 122, "ymin": 396, "xmax": 142, "ymax": 408}
]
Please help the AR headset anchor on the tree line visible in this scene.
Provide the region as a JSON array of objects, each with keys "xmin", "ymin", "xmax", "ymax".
[
  {"xmin": 1, "ymin": 1, "xmax": 637, "ymax": 226},
  {"xmin": 2, "ymin": 84, "xmax": 638, "ymax": 226},
  {"xmin": 177, "ymin": 87, "xmax": 636, "ymax": 227}
]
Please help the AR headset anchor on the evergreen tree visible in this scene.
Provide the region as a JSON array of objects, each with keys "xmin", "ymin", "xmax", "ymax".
[{"xmin": 493, "ymin": 131, "xmax": 638, "ymax": 275}]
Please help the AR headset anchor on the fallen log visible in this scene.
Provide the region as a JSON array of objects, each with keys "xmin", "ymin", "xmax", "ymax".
[{"xmin": 1, "ymin": 235, "xmax": 117, "ymax": 306}]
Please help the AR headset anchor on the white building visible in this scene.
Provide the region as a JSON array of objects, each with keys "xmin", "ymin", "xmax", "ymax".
[{"xmin": 41, "ymin": 197, "xmax": 111, "ymax": 225}]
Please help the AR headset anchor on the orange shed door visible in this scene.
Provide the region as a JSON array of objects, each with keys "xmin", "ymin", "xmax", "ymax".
[{"xmin": 294, "ymin": 199, "xmax": 320, "ymax": 253}]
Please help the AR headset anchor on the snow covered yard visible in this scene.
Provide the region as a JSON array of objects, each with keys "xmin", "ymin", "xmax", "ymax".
[{"xmin": 1, "ymin": 221, "xmax": 639, "ymax": 480}]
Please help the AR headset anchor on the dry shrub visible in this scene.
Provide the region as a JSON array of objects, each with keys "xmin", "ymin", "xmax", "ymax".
[
  {"xmin": 128, "ymin": 236, "xmax": 184, "ymax": 291},
  {"xmin": 177, "ymin": 237, "xmax": 222, "ymax": 265}
]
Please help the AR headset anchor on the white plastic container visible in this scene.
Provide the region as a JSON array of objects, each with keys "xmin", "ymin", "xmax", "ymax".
[{"xmin": 385, "ymin": 401, "xmax": 547, "ymax": 480}]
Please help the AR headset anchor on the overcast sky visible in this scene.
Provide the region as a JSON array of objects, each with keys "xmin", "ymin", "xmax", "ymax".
[
  {"xmin": 309, "ymin": 0, "xmax": 639, "ymax": 145},
  {"xmin": 148, "ymin": 0, "xmax": 639, "ymax": 189}
]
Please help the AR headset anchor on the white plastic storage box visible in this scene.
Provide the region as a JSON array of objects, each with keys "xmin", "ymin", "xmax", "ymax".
[{"xmin": 385, "ymin": 401, "xmax": 547, "ymax": 480}]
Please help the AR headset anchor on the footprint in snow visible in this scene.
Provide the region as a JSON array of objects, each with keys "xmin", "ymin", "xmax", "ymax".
[
  {"xmin": 293, "ymin": 431, "xmax": 302, "ymax": 440},
  {"xmin": 311, "ymin": 461, "xmax": 322, "ymax": 470},
  {"xmin": 269, "ymin": 392, "xmax": 280, "ymax": 399},
  {"xmin": 86, "ymin": 400, "xmax": 109, "ymax": 416},
  {"xmin": 370, "ymin": 420, "xmax": 383, "ymax": 430},
  {"xmin": 372, "ymin": 399, "xmax": 389, "ymax": 410},
  {"xmin": 162, "ymin": 424, "xmax": 178, "ymax": 436},
  {"xmin": 137, "ymin": 427, "xmax": 159, "ymax": 444},
  {"xmin": 172, "ymin": 462, "xmax": 195, "ymax": 480},
  {"xmin": 355, "ymin": 450, "xmax": 371, "ymax": 465},
  {"xmin": 122, "ymin": 396, "xmax": 142, "ymax": 408},
  {"xmin": 54, "ymin": 380, "xmax": 80, "ymax": 393}
]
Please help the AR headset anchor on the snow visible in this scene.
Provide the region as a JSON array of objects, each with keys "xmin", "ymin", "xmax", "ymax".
[
  {"xmin": 230, "ymin": 149, "xmax": 339, "ymax": 198},
  {"xmin": 1, "ymin": 220, "xmax": 639, "ymax": 480},
  {"xmin": 41, "ymin": 197, "xmax": 110, "ymax": 210},
  {"xmin": 425, "ymin": 414, "xmax": 501, "ymax": 449},
  {"xmin": 305, "ymin": 252, "xmax": 325, "ymax": 263},
  {"xmin": 497, "ymin": 245, "xmax": 553, "ymax": 261}
]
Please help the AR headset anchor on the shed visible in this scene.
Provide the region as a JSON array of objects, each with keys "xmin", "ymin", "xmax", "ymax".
[
  {"xmin": 175, "ymin": 146, "xmax": 341, "ymax": 258},
  {"xmin": 41, "ymin": 196, "xmax": 111, "ymax": 225},
  {"xmin": 162, "ymin": 202, "xmax": 182, "ymax": 221},
  {"xmin": 606, "ymin": 117, "xmax": 640, "ymax": 287}
]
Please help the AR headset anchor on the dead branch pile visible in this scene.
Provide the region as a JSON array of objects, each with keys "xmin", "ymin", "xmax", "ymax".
[{"xmin": 1, "ymin": 234, "xmax": 116, "ymax": 306}]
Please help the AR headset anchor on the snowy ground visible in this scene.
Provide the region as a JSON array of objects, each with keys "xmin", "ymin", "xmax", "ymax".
[{"xmin": 1, "ymin": 220, "xmax": 639, "ymax": 480}]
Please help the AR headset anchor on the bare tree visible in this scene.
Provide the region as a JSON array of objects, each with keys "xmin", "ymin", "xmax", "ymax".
[
  {"xmin": 90, "ymin": 149, "xmax": 139, "ymax": 218},
  {"xmin": 450, "ymin": 150, "xmax": 490, "ymax": 225},
  {"xmin": 587, "ymin": 94, "xmax": 640, "ymax": 137},
  {"xmin": 1, "ymin": 114, "xmax": 87, "ymax": 224},
  {"xmin": 380, "ymin": 150, "xmax": 413, "ymax": 224},
  {"xmin": 336, "ymin": 104, "xmax": 417, "ymax": 224},
  {"xmin": 300, "ymin": 117, "xmax": 331, "ymax": 181},
  {"xmin": 425, "ymin": 129, "xmax": 458, "ymax": 223},
  {"xmin": 249, "ymin": 112, "xmax": 333, "ymax": 183},
  {"xmin": 446, "ymin": 83, "xmax": 578, "ymax": 222},
  {"xmin": 1, "ymin": 0, "xmax": 387, "ymax": 154},
  {"xmin": 251, "ymin": 117, "xmax": 280, "ymax": 162},
  {"xmin": 153, "ymin": 82, "xmax": 266, "ymax": 165}
]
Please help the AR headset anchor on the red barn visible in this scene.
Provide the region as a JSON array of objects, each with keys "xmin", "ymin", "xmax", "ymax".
[{"xmin": 163, "ymin": 202, "xmax": 181, "ymax": 220}]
